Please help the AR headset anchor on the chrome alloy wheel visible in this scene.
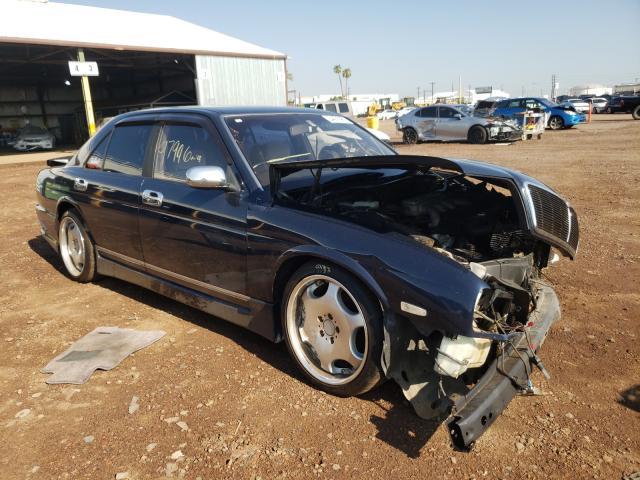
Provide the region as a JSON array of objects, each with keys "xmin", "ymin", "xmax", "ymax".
[
  {"xmin": 285, "ymin": 275, "xmax": 368, "ymax": 385},
  {"xmin": 59, "ymin": 216, "xmax": 86, "ymax": 277}
]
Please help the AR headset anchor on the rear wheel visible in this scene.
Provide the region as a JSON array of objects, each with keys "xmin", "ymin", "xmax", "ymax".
[
  {"xmin": 402, "ymin": 127, "xmax": 418, "ymax": 144},
  {"xmin": 468, "ymin": 125, "xmax": 487, "ymax": 144},
  {"xmin": 632, "ymin": 105, "xmax": 640, "ymax": 120},
  {"xmin": 282, "ymin": 262, "xmax": 384, "ymax": 397},
  {"xmin": 58, "ymin": 210, "xmax": 97, "ymax": 282},
  {"xmin": 548, "ymin": 116, "xmax": 564, "ymax": 130}
]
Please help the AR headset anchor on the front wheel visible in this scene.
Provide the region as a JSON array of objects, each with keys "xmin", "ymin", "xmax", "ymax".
[
  {"xmin": 467, "ymin": 125, "xmax": 488, "ymax": 144},
  {"xmin": 632, "ymin": 105, "xmax": 640, "ymax": 120},
  {"xmin": 58, "ymin": 210, "xmax": 97, "ymax": 282},
  {"xmin": 548, "ymin": 116, "xmax": 564, "ymax": 130},
  {"xmin": 282, "ymin": 262, "xmax": 384, "ymax": 397}
]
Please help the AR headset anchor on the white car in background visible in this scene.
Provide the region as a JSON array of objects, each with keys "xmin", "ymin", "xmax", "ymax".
[
  {"xmin": 396, "ymin": 107, "xmax": 416, "ymax": 117},
  {"xmin": 590, "ymin": 97, "xmax": 608, "ymax": 113},
  {"xmin": 376, "ymin": 109, "xmax": 398, "ymax": 120},
  {"xmin": 13, "ymin": 126, "xmax": 55, "ymax": 151},
  {"xmin": 564, "ymin": 98, "xmax": 590, "ymax": 113}
]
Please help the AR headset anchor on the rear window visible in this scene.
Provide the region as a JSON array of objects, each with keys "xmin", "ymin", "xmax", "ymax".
[{"xmin": 103, "ymin": 124, "xmax": 153, "ymax": 176}]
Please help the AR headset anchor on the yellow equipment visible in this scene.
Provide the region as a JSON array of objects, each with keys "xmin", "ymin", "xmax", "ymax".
[
  {"xmin": 391, "ymin": 101, "xmax": 406, "ymax": 111},
  {"xmin": 367, "ymin": 102, "xmax": 381, "ymax": 116}
]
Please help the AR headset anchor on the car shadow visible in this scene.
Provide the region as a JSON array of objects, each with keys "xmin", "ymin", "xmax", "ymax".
[
  {"xmin": 28, "ymin": 235, "xmax": 442, "ymax": 457},
  {"xmin": 27, "ymin": 236, "xmax": 297, "ymax": 378},
  {"xmin": 363, "ymin": 382, "xmax": 442, "ymax": 458},
  {"xmin": 618, "ymin": 384, "xmax": 640, "ymax": 413}
]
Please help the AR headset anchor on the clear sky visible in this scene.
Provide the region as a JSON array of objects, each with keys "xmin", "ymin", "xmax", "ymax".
[{"xmin": 65, "ymin": 0, "xmax": 640, "ymax": 97}]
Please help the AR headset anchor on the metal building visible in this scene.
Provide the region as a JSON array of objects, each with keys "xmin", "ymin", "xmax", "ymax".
[{"xmin": 0, "ymin": 0, "xmax": 287, "ymax": 147}]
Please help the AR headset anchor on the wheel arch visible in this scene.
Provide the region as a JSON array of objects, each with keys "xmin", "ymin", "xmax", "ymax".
[
  {"xmin": 55, "ymin": 196, "xmax": 80, "ymax": 223},
  {"xmin": 55, "ymin": 197, "xmax": 96, "ymax": 243},
  {"xmin": 272, "ymin": 246, "xmax": 391, "ymax": 324}
]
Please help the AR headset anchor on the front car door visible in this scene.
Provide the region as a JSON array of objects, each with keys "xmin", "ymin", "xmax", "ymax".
[
  {"xmin": 435, "ymin": 106, "xmax": 469, "ymax": 140},
  {"xmin": 137, "ymin": 115, "xmax": 249, "ymax": 305}
]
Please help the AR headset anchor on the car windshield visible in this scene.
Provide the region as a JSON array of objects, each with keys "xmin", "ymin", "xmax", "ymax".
[
  {"xmin": 20, "ymin": 126, "xmax": 47, "ymax": 135},
  {"xmin": 539, "ymin": 98, "xmax": 558, "ymax": 108},
  {"xmin": 224, "ymin": 112, "xmax": 395, "ymax": 186}
]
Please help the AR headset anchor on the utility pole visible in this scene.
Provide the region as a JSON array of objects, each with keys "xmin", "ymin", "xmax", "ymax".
[
  {"xmin": 458, "ymin": 76, "xmax": 462, "ymax": 104},
  {"xmin": 417, "ymin": 87, "xmax": 420, "ymax": 102},
  {"xmin": 551, "ymin": 73, "xmax": 558, "ymax": 100},
  {"xmin": 77, "ymin": 49, "xmax": 96, "ymax": 137},
  {"xmin": 423, "ymin": 87, "xmax": 426, "ymax": 104},
  {"xmin": 430, "ymin": 81, "xmax": 435, "ymax": 104}
]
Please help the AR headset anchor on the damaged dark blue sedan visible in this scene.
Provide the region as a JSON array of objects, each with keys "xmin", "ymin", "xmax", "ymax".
[{"xmin": 35, "ymin": 107, "xmax": 579, "ymax": 449}]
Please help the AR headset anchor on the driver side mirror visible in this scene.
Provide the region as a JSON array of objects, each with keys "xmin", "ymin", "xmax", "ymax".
[{"xmin": 185, "ymin": 166, "xmax": 231, "ymax": 189}]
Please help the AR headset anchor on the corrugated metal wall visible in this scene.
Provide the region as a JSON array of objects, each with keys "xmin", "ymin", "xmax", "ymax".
[{"xmin": 195, "ymin": 55, "xmax": 286, "ymax": 106}]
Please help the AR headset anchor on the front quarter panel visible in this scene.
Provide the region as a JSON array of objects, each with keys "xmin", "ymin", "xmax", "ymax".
[{"xmin": 247, "ymin": 202, "xmax": 488, "ymax": 338}]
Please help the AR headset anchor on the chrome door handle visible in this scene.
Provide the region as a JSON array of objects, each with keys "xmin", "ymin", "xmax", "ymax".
[
  {"xmin": 74, "ymin": 178, "xmax": 88, "ymax": 191},
  {"xmin": 142, "ymin": 189, "xmax": 163, "ymax": 207}
]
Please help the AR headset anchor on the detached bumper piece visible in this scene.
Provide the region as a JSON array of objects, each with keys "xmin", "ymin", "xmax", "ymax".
[{"xmin": 447, "ymin": 285, "xmax": 560, "ymax": 450}]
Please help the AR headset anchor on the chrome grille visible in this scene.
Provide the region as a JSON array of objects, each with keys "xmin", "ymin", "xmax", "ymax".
[
  {"xmin": 568, "ymin": 206, "xmax": 579, "ymax": 250},
  {"xmin": 528, "ymin": 184, "xmax": 573, "ymax": 246}
]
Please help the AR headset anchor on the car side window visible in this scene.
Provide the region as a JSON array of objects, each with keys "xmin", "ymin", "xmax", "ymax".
[
  {"xmin": 85, "ymin": 134, "xmax": 110, "ymax": 169},
  {"xmin": 418, "ymin": 107, "xmax": 437, "ymax": 118},
  {"xmin": 507, "ymin": 99, "xmax": 522, "ymax": 108},
  {"xmin": 524, "ymin": 99, "xmax": 541, "ymax": 110},
  {"xmin": 439, "ymin": 107, "xmax": 457, "ymax": 118},
  {"xmin": 324, "ymin": 103, "xmax": 337, "ymax": 113},
  {"xmin": 153, "ymin": 124, "xmax": 228, "ymax": 182},
  {"xmin": 103, "ymin": 124, "xmax": 153, "ymax": 175},
  {"xmin": 338, "ymin": 103, "xmax": 350, "ymax": 113}
]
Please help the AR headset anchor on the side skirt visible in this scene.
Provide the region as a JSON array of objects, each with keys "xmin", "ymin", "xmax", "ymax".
[{"xmin": 96, "ymin": 253, "xmax": 277, "ymax": 342}]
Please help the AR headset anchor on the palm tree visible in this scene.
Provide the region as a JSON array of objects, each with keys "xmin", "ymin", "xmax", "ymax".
[
  {"xmin": 342, "ymin": 68, "xmax": 352, "ymax": 99},
  {"xmin": 333, "ymin": 65, "xmax": 343, "ymax": 98}
]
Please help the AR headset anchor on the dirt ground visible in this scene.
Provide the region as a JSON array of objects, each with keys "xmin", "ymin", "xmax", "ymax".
[{"xmin": 1, "ymin": 116, "xmax": 638, "ymax": 480}]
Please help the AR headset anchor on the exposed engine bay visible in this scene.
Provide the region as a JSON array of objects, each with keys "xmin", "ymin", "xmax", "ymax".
[{"xmin": 284, "ymin": 168, "xmax": 543, "ymax": 264}]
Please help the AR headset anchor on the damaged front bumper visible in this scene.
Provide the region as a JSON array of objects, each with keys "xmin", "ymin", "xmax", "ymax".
[
  {"xmin": 447, "ymin": 284, "xmax": 560, "ymax": 449},
  {"xmin": 383, "ymin": 283, "xmax": 560, "ymax": 450}
]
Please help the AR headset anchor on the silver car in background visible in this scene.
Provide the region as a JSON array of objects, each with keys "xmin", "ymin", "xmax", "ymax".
[{"xmin": 396, "ymin": 104, "xmax": 521, "ymax": 144}]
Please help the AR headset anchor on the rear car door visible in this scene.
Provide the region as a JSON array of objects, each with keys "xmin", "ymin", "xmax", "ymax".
[
  {"xmin": 415, "ymin": 106, "xmax": 437, "ymax": 139},
  {"xmin": 71, "ymin": 121, "xmax": 155, "ymax": 264},
  {"xmin": 137, "ymin": 115, "xmax": 249, "ymax": 301},
  {"xmin": 435, "ymin": 106, "xmax": 468, "ymax": 140}
]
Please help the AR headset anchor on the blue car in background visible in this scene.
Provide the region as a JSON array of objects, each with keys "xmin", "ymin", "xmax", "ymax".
[{"xmin": 492, "ymin": 97, "xmax": 586, "ymax": 130}]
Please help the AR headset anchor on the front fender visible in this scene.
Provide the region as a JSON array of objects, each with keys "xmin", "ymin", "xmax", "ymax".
[{"xmin": 275, "ymin": 245, "xmax": 390, "ymax": 311}]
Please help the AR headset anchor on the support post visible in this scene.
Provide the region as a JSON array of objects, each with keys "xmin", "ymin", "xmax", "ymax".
[{"xmin": 77, "ymin": 49, "xmax": 96, "ymax": 137}]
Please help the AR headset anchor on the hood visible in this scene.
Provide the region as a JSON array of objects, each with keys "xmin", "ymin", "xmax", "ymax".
[
  {"xmin": 269, "ymin": 155, "xmax": 578, "ymax": 259},
  {"xmin": 17, "ymin": 133, "xmax": 52, "ymax": 141}
]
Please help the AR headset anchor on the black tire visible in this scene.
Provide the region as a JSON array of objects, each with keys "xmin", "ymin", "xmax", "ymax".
[
  {"xmin": 548, "ymin": 115, "xmax": 564, "ymax": 130},
  {"xmin": 58, "ymin": 209, "xmax": 97, "ymax": 283},
  {"xmin": 467, "ymin": 125, "xmax": 487, "ymax": 144},
  {"xmin": 281, "ymin": 261, "xmax": 384, "ymax": 397},
  {"xmin": 402, "ymin": 127, "xmax": 418, "ymax": 144},
  {"xmin": 632, "ymin": 105, "xmax": 640, "ymax": 120}
]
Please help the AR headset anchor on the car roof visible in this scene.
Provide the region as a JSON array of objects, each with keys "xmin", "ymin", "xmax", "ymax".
[{"xmin": 116, "ymin": 106, "xmax": 332, "ymax": 120}]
